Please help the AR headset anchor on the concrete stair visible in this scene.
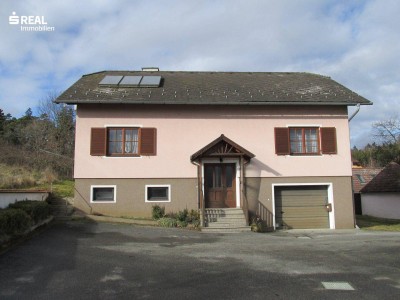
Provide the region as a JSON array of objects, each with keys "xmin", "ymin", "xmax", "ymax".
[
  {"xmin": 47, "ymin": 197, "xmax": 74, "ymax": 220},
  {"xmin": 202, "ymin": 208, "xmax": 251, "ymax": 233}
]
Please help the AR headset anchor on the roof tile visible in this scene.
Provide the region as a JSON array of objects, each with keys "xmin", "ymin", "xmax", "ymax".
[
  {"xmin": 56, "ymin": 71, "xmax": 372, "ymax": 106},
  {"xmin": 360, "ymin": 162, "xmax": 400, "ymax": 193}
]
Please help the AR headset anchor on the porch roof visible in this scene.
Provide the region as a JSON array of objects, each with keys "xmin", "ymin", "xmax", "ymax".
[{"xmin": 190, "ymin": 134, "xmax": 255, "ymax": 162}]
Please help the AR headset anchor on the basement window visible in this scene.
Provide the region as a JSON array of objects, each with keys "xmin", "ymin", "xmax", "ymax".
[
  {"xmin": 91, "ymin": 185, "xmax": 116, "ymax": 203},
  {"xmin": 145, "ymin": 185, "xmax": 171, "ymax": 202}
]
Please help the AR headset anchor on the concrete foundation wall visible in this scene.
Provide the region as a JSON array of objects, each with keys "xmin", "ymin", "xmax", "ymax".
[
  {"xmin": 0, "ymin": 192, "xmax": 49, "ymax": 209},
  {"xmin": 75, "ymin": 176, "xmax": 354, "ymax": 229},
  {"xmin": 75, "ymin": 178, "xmax": 198, "ymax": 218}
]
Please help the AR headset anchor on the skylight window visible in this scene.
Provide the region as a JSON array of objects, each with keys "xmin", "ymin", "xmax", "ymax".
[{"xmin": 356, "ymin": 174, "xmax": 366, "ymax": 183}]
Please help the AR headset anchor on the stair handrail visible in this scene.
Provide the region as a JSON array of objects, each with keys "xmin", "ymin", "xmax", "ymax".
[{"xmin": 241, "ymin": 191, "xmax": 249, "ymax": 225}]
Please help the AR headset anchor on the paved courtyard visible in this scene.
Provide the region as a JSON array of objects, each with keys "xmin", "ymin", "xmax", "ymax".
[{"xmin": 0, "ymin": 220, "xmax": 399, "ymax": 299}]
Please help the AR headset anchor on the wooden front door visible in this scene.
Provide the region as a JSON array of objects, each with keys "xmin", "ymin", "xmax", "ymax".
[{"xmin": 204, "ymin": 163, "xmax": 236, "ymax": 208}]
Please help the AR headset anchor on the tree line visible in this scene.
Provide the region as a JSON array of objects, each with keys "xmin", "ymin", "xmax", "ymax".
[
  {"xmin": 352, "ymin": 117, "xmax": 400, "ymax": 167},
  {"xmin": 0, "ymin": 94, "xmax": 75, "ymax": 179}
]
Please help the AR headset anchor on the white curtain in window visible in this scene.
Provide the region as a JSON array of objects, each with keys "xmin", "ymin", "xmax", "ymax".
[{"xmin": 125, "ymin": 129, "xmax": 138, "ymax": 153}]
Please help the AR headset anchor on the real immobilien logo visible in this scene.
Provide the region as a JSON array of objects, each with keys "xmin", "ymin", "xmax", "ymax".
[{"xmin": 9, "ymin": 12, "xmax": 55, "ymax": 32}]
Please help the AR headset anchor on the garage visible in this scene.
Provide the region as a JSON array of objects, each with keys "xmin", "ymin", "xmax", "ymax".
[{"xmin": 274, "ymin": 185, "xmax": 330, "ymax": 229}]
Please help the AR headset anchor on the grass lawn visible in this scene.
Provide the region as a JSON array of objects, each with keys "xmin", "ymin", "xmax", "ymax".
[
  {"xmin": 356, "ymin": 215, "xmax": 400, "ymax": 232},
  {"xmin": 50, "ymin": 180, "xmax": 74, "ymax": 198},
  {"xmin": 33, "ymin": 180, "xmax": 74, "ymax": 198}
]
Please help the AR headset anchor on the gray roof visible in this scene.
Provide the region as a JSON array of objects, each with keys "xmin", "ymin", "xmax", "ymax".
[{"xmin": 56, "ymin": 70, "xmax": 372, "ymax": 106}]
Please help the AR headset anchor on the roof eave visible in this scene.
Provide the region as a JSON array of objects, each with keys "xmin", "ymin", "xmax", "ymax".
[{"xmin": 54, "ymin": 99, "xmax": 372, "ymax": 106}]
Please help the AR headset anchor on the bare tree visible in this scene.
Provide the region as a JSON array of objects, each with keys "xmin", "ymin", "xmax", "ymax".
[
  {"xmin": 372, "ymin": 116, "xmax": 400, "ymax": 144},
  {"xmin": 38, "ymin": 92, "xmax": 63, "ymax": 123}
]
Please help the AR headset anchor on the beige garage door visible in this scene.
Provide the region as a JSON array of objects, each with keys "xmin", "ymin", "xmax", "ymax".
[{"xmin": 275, "ymin": 186, "xmax": 329, "ymax": 229}]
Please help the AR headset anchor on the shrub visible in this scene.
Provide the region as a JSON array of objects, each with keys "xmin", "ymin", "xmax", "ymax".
[
  {"xmin": 0, "ymin": 208, "xmax": 32, "ymax": 235},
  {"xmin": 176, "ymin": 220, "xmax": 188, "ymax": 228},
  {"xmin": 9, "ymin": 200, "xmax": 50, "ymax": 223},
  {"xmin": 187, "ymin": 209, "xmax": 200, "ymax": 223},
  {"xmin": 250, "ymin": 215, "xmax": 266, "ymax": 233},
  {"xmin": 152, "ymin": 205, "xmax": 165, "ymax": 220},
  {"xmin": 157, "ymin": 217, "xmax": 177, "ymax": 228},
  {"xmin": 157, "ymin": 209, "xmax": 200, "ymax": 229},
  {"xmin": 177, "ymin": 209, "xmax": 188, "ymax": 222}
]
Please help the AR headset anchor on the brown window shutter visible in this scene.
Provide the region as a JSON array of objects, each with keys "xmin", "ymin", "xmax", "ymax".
[
  {"xmin": 321, "ymin": 127, "xmax": 337, "ymax": 154},
  {"xmin": 90, "ymin": 128, "xmax": 107, "ymax": 156},
  {"xmin": 275, "ymin": 127, "xmax": 290, "ymax": 155},
  {"xmin": 140, "ymin": 128, "xmax": 157, "ymax": 156}
]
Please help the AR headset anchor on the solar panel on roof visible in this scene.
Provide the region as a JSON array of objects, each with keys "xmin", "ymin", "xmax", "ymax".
[
  {"xmin": 99, "ymin": 75, "xmax": 123, "ymax": 86},
  {"xmin": 119, "ymin": 76, "xmax": 142, "ymax": 87},
  {"xmin": 140, "ymin": 76, "xmax": 161, "ymax": 87}
]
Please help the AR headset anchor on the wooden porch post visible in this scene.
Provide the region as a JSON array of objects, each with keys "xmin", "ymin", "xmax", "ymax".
[
  {"xmin": 197, "ymin": 159, "xmax": 205, "ymax": 227},
  {"xmin": 240, "ymin": 155, "xmax": 249, "ymax": 224},
  {"xmin": 240, "ymin": 155, "xmax": 244, "ymax": 208}
]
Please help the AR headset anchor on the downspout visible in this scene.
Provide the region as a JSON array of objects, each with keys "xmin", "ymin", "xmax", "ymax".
[
  {"xmin": 348, "ymin": 103, "xmax": 361, "ymax": 229},
  {"xmin": 348, "ymin": 103, "xmax": 360, "ymax": 122}
]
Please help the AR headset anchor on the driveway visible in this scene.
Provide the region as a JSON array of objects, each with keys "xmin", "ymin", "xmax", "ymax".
[{"xmin": 0, "ymin": 220, "xmax": 399, "ymax": 299}]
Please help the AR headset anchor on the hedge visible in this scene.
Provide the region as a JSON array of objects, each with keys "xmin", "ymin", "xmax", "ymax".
[
  {"xmin": 0, "ymin": 201, "xmax": 50, "ymax": 237},
  {"xmin": 9, "ymin": 200, "xmax": 50, "ymax": 223},
  {"xmin": 0, "ymin": 208, "xmax": 32, "ymax": 235}
]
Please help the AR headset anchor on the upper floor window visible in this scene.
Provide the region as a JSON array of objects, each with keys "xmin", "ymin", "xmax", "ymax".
[
  {"xmin": 275, "ymin": 127, "xmax": 337, "ymax": 156},
  {"xmin": 108, "ymin": 128, "xmax": 139, "ymax": 156},
  {"xmin": 290, "ymin": 127, "xmax": 319, "ymax": 155},
  {"xmin": 90, "ymin": 127, "xmax": 156, "ymax": 157}
]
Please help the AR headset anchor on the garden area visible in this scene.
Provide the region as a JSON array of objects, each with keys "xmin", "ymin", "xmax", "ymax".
[{"xmin": 0, "ymin": 200, "xmax": 52, "ymax": 250}]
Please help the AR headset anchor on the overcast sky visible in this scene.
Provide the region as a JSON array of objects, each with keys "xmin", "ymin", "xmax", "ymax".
[{"xmin": 1, "ymin": 0, "xmax": 399, "ymax": 147}]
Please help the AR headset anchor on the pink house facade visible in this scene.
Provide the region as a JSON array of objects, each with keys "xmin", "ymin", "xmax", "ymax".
[{"xmin": 56, "ymin": 70, "xmax": 372, "ymax": 230}]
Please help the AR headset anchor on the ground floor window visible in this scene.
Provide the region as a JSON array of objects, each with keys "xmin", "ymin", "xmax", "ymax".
[
  {"xmin": 145, "ymin": 185, "xmax": 171, "ymax": 202},
  {"xmin": 91, "ymin": 185, "xmax": 116, "ymax": 203}
]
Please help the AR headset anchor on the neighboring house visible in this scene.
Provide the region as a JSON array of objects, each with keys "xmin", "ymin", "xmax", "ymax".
[
  {"xmin": 360, "ymin": 162, "xmax": 400, "ymax": 219},
  {"xmin": 56, "ymin": 69, "xmax": 372, "ymax": 230},
  {"xmin": 352, "ymin": 166, "xmax": 382, "ymax": 215}
]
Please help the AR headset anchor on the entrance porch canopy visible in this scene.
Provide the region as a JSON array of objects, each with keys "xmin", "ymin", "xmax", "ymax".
[
  {"xmin": 190, "ymin": 134, "xmax": 255, "ymax": 163},
  {"xmin": 191, "ymin": 134, "xmax": 255, "ymax": 226}
]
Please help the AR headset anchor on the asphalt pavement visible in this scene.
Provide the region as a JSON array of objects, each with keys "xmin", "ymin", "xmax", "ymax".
[{"xmin": 0, "ymin": 220, "xmax": 399, "ymax": 299}]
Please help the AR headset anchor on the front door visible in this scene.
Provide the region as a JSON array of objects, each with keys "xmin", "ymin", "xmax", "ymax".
[{"xmin": 204, "ymin": 163, "xmax": 236, "ymax": 208}]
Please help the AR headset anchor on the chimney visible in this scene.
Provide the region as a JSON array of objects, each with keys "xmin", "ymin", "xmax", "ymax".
[{"xmin": 141, "ymin": 67, "xmax": 159, "ymax": 72}]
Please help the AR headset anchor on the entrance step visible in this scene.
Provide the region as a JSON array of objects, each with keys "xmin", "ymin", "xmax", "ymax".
[
  {"xmin": 201, "ymin": 208, "xmax": 250, "ymax": 233},
  {"xmin": 47, "ymin": 197, "xmax": 74, "ymax": 220}
]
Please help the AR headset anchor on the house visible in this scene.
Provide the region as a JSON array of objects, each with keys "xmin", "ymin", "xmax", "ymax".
[
  {"xmin": 55, "ymin": 69, "xmax": 372, "ymax": 230},
  {"xmin": 360, "ymin": 162, "xmax": 400, "ymax": 219},
  {"xmin": 352, "ymin": 166, "xmax": 382, "ymax": 215}
]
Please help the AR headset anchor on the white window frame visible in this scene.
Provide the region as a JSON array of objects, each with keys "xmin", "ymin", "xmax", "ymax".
[
  {"xmin": 90, "ymin": 185, "xmax": 117, "ymax": 203},
  {"xmin": 145, "ymin": 185, "xmax": 171, "ymax": 203}
]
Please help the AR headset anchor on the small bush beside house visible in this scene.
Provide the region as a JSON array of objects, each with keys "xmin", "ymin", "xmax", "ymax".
[
  {"xmin": 9, "ymin": 200, "xmax": 50, "ymax": 223},
  {"xmin": 0, "ymin": 208, "xmax": 31, "ymax": 235},
  {"xmin": 152, "ymin": 205, "xmax": 200, "ymax": 229},
  {"xmin": 0, "ymin": 200, "xmax": 51, "ymax": 239}
]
